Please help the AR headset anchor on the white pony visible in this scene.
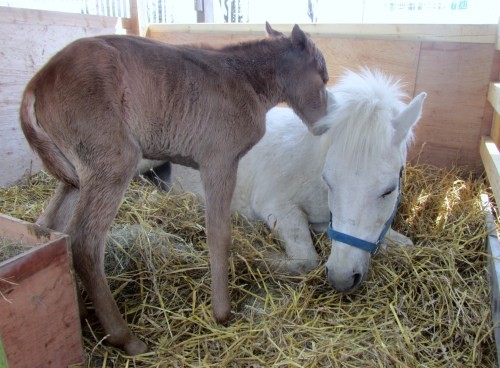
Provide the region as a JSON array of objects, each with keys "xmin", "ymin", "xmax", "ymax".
[{"xmin": 169, "ymin": 69, "xmax": 426, "ymax": 293}]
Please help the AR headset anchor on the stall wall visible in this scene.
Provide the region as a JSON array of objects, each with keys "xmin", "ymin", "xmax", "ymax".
[
  {"xmin": 0, "ymin": 6, "xmax": 131, "ymax": 187},
  {"xmin": 148, "ymin": 23, "xmax": 500, "ymax": 173},
  {"xmin": 0, "ymin": 19, "xmax": 498, "ymax": 187}
]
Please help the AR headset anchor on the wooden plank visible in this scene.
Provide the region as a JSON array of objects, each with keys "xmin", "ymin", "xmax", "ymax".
[
  {"xmin": 489, "ymin": 82, "xmax": 500, "ymax": 115},
  {"xmin": 480, "ymin": 136, "xmax": 500, "ymax": 205},
  {"xmin": 492, "ymin": 113, "xmax": 500, "ymax": 148},
  {"xmin": 409, "ymin": 42, "xmax": 496, "ymax": 171},
  {"xmin": 0, "ymin": 6, "xmax": 125, "ymax": 30},
  {"xmin": 148, "ymin": 23, "xmax": 498, "ymax": 43},
  {"xmin": 497, "ymin": 18, "xmax": 500, "ymax": 51},
  {"xmin": 149, "ymin": 27, "xmax": 497, "ymax": 171},
  {"xmin": 0, "ymin": 215, "xmax": 83, "ymax": 368},
  {"xmin": 480, "ymin": 194, "xmax": 500, "ymax": 367},
  {"xmin": 0, "ymin": 213, "xmax": 61, "ymax": 245},
  {"xmin": 0, "ymin": 7, "xmax": 130, "ymax": 188}
]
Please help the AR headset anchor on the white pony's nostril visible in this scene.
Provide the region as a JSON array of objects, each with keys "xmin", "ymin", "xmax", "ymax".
[
  {"xmin": 352, "ymin": 272, "xmax": 362, "ymax": 288},
  {"xmin": 325, "ymin": 266, "xmax": 329, "ymax": 278}
]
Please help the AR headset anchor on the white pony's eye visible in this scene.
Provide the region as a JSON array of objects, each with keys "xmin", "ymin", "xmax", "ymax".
[
  {"xmin": 381, "ymin": 187, "xmax": 396, "ymax": 198},
  {"xmin": 321, "ymin": 174, "xmax": 332, "ymax": 190}
]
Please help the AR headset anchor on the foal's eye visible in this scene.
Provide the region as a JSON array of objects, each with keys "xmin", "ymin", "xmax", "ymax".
[{"xmin": 381, "ymin": 187, "xmax": 396, "ymax": 198}]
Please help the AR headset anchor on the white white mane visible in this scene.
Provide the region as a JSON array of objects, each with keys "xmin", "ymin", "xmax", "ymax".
[{"xmin": 318, "ymin": 69, "xmax": 411, "ymax": 168}]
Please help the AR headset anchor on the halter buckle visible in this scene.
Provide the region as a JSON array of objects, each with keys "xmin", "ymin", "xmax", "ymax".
[{"xmin": 372, "ymin": 240, "xmax": 382, "ymax": 256}]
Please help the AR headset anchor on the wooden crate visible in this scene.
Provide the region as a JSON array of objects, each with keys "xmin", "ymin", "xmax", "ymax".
[{"xmin": 0, "ymin": 214, "xmax": 83, "ymax": 368}]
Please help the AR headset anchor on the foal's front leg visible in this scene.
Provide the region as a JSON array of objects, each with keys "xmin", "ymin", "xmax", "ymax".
[{"xmin": 200, "ymin": 161, "xmax": 238, "ymax": 323}]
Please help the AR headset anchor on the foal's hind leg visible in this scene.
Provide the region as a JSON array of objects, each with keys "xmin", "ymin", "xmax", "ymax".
[
  {"xmin": 199, "ymin": 160, "xmax": 238, "ymax": 323},
  {"xmin": 36, "ymin": 183, "xmax": 89, "ymax": 317},
  {"xmin": 65, "ymin": 159, "xmax": 147, "ymax": 355},
  {"xmin": 37, "ymin": 182, "xmax": 79, "ymax": 231}
]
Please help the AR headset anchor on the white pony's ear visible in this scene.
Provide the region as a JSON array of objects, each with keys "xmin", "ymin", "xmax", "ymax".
[{"xmin": 392, "ymin": 92, "xmax": 427, "ymax": 144}]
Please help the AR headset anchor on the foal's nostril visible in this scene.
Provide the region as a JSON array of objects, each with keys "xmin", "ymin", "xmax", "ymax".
[
  {"xmin": 325, "ymin": 266, "xmax": 329, "ymax": 278},
  {"xmin": 352, "ymin": 272, "xmax": 362, "ymax": 288}
]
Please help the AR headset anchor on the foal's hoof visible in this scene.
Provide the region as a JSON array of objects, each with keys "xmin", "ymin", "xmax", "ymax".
[
  {"xmin": 123, "ymin": 336, "xmax": 148, "ymax": 356},
  {"xmin": 213, "ymin": 305, "xmax": 232, "ymax": 324}
]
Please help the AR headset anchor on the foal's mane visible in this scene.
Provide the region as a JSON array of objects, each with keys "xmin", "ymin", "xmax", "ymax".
[
  {"xmin": 220, "ymin": 37, "xmax": 289, "ymax": 53},
  {"xmin": 320, "ymin": 69, "xmax": 410, "ymax": 168}
]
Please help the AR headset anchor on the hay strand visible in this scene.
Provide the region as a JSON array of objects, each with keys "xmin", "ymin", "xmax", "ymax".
[{"xmin": 0, "ymin": 164, "xmax": 496, "ymax": 367}]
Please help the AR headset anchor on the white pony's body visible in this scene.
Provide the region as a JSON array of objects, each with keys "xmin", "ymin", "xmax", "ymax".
[{"xmin": 171, "ymin": 69, "xmax": 426, "ymax": 292}]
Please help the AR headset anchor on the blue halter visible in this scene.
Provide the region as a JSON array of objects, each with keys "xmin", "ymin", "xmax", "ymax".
[{"xmin": 326, "ymin": 167, "xmax": 403, "ymax": 256}]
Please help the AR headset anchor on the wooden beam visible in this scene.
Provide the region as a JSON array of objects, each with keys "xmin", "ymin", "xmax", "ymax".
[
  {"xmin": 489, "ymin": 82, "xmax": 500, "ymax": 115},
  {"xmin": 497, "ymin": 17, "xmax": 500, "ymax": 50},
  {"xmin": 129, "ymin": 0, "xmax": 147, "ymax": 36},
  {"xmin": 0, "ymin": 6, "xmax": 124, "ymax": 29},
  {"xmin": 480, "ymin": 136, "xmax": 500, "ymax": 205},
  {"xmin": 480, "ymin": 194, "xmax": 500, "ymax": 366},
  {"xmin": 147, "ymin": 23, "xmax": 498, "ymax": 43},
  {"xmin": 492, "ymin": 113, "xmax": 500, "ymax": 148}
]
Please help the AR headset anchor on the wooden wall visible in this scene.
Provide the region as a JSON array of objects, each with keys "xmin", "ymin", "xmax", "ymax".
[
  {"xmin": 0, "ymin": 18, "xmax": 498, "ymax": 187},
  {"xmin": 149, "ymin": 23, "xmax": 500, "ymax": 173},
  {"xmin": 0, "ymin": 6, "xmax": 133, "ymax": 187}
]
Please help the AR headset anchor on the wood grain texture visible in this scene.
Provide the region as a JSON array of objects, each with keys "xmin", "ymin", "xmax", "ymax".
[
  {"xmin": 492, "ymin": 113, "xmax": 500, "ymax": 147},
  {"xmin": 480, "ymin": 136, "xmax": 500, "ymax": 205},
  {"xmin": 489, "ymin": 82, "xmax": 500, "ymax": 114},
  {"xmin": 148, "ymin": 23, "xmax": 498, "ymax": 43},
  {"xmin": 0, "ymin": 7, "xmax": 129, "ymax": 188},
  {"xmin": 1, "ymin": 19, "xmax": 498, "ymax": 186},
  {"xmin": 0, "ymin": 214, "xmax": 83, "ymax": 368},
  {"xmin": 150, "ymin": 27, "xmax": 498, "ymax": 171},
  {"xmin": 481, "ymin": 193, "xmax": 500, "ymax": 368},
  {"xmin": 409, "ymin": 42, "xmax": 496, "ymax": 171}
]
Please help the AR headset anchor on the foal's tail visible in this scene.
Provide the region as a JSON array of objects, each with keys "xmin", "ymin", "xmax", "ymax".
[{"xmin": 20, "ymin": 88, "xmax": 79, "ymax": 187}]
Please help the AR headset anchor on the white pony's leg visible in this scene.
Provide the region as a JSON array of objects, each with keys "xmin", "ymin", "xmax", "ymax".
[
  {"xmin": 259, "ymin": 205, "xmax": 320, "ymax": 274},
  {"xmin": 382, "ymin": 228, "xmax": 414, "ymax": 249}
]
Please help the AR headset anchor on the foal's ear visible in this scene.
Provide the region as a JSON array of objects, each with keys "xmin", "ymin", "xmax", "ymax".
[
  {"xmin": 392, "ymin": 92, "xmax": 427, "ymax": 144},
  {"xmin": 291, "ymin": 24, "xmax": 314, "ymax": 54},
  {"xmin": 265, "ymin": 22, "xmax": 284, "ymax": 38}
]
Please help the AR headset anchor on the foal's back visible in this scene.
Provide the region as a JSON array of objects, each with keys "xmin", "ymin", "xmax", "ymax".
[{"xmin": 26, "ymin": 35, "xmax": 272, "ymax": 169}]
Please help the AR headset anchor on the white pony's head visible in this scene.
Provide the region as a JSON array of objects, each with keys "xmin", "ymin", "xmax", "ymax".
[{"xmin": 319, "ymin": 69, "xmax": 426, "ymax": 293}]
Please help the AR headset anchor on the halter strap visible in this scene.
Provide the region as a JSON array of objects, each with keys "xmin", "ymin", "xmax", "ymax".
[{"xmin": 326, "ymin": 167, "xmax": 403, "ymax": 255}]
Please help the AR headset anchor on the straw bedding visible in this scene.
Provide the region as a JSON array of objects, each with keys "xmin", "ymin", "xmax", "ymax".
[{"xmin": 0, "ymin": 165, "xmax": 497, "ymax": 367}]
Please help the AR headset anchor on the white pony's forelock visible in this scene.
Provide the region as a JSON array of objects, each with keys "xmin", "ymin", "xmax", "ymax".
[{"xmin": 319, "ymin": 68, "xmax": 411, "ymax": 168}]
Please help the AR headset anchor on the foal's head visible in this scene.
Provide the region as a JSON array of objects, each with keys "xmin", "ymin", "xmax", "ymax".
[
  {"xmin": 319, "ymin": 69, "xmax": 426, "ymax": 293},
  {"xmin": 266, "ymin": 22, "xmax": 329, "ymax": 135}
]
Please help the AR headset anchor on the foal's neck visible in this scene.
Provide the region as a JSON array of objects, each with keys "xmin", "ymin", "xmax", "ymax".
[{"xmin": 221, "ymin": 39, "xmax": 290, "ymax": 110}]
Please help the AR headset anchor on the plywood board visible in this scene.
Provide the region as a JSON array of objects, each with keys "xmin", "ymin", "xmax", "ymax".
[
  {"xmin": 490, "ymin": 82, "xmax": 500, "ymax": 114},
  {"xmin": 492, "ymin": 113, "xmax": 500, "ymax": 148},
  {"xmin": 480, "ymin": 194, "xmax": 500, "ymax": 367},
  {"xmin": 0, "ymin": 7, "xmax": 129, "ymax": 188},
  {"xmin": 149, "ymin": 23, "xmax": 498, "ymax": 43},
  {"xmin": 150, "ymin": 26, "xmax": 499, "ymax": 171},
  {"xmin": 0, "ymin": 214, "xmax": 83, "ymax": 368},
  {"xmin": 481, "ymin": 136, "xmax": 500, "ymax": 206},
  {"xmin": 1, "ymin": 19, "xmax": 498, "ymax": 186},
  {"xmin": 409, "ymin": 42, "xmax": 496, "ymax": 171}
]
